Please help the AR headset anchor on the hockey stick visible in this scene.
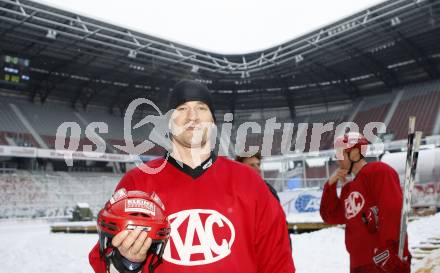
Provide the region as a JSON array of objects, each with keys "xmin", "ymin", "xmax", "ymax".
[
  {"xmin": 397, "ymin": 116, "xmax": 415, "ymax": 259},
  {"xmin": 398, "ymin": 116, "xmax": 422, "ymax": 259}
]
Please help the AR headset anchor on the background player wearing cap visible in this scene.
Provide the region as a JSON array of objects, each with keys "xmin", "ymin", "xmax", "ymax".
[
  {"xmin": 319, "ymin": 133, "xmax": 411, "ymax": 273},
  {"xmin": 89, "ymin": 80, "xmax": 295, "ymax": 273}
]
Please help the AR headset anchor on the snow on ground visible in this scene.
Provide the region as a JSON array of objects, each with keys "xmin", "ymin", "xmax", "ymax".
[
  {"xmin": 292, "ymin": 227, "xmax": 348, "ymax": 273},
  {"xmin": 0, "ymin": 220, "xmax": 96, "ymax": 273},
  {"xmin": 408, "ymin": 213, "xmax": 440, "ymax": 249},
  {"xmin": 286, "ymin": 212, "xmax": 323, "ymax": 223},
  {"xmin": 0, "ymin": 213, "xmax": 439, "ymax": 273},
  {"xmin": 413, "ymin": 248, "xmax": 440, "ymax": 273},
  {"xmin": 50, "ymin": 221, "xmax": 96, "ymax": 227}
]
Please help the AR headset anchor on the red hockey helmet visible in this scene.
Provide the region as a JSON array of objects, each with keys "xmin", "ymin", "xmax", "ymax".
[
  {"xmin": 97, "ymin": 188, "xmax": 171, "ymax": 271},
  {"xmin": 334, "ymin": 132, "xmax": 369, "ymax": 160}
]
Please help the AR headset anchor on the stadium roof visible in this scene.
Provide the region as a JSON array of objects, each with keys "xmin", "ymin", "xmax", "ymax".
[
  {"xmin": 0, "ymin": 0, "xmax": 439, "ymax": 118},
  {"xmin": 32, "ymin": 0, "xmax": 383, "ymax": 54}
]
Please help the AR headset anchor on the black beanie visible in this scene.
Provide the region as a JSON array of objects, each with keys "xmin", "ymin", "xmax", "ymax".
[{"xmin": 167, "ymin": 80, "xmax": 216, "ymax": 121}]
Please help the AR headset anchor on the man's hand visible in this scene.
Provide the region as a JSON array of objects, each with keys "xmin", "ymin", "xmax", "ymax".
[
  {"xmin": 373, "ymin": 242, "xmax": 411, "ymax": 273},
  {"xmin": 328, "ymin": 168, "xmax": 349, "ymax": 185},
  {"xmin": 112, "ymin": 229, "xmax": 152, "ymax": 263}
]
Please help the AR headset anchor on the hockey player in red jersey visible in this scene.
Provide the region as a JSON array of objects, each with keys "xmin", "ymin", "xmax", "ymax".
[
  {"xmin": 89, "ymin": 80, "xmax": 295, "ymax": 273},
  {"xmin": 320, "ymin": 132, "xmax": 411, "ymax": 273}
]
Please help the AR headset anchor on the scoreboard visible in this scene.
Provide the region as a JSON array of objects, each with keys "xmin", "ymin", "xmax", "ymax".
[{"xmin": 0, "ymin": 55, "xmax": 31, "ymax": 86}]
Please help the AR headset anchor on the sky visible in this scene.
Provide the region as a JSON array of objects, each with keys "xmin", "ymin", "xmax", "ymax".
[{"xmin": 34, "ymin": 0, "xmax": 384, "ymax": 54}]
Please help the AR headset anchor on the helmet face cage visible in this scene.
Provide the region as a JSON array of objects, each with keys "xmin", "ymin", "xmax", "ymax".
[
  {"xmin": 97, "ymin": 189, "xmax": 171, "ymax": 271},
  {"xmin": 146, "ymin": 239, "xmax": 169, "ymax": 272}
]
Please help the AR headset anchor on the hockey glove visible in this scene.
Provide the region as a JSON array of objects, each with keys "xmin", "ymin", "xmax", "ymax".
[
  {"xmin": 105, "ymin": 248, "xmax": 144, "ymax": 273},
  {"xmin": 362, "ymin": 206, "xmax": 379, "ymax": 234},
  {"xmin": 373, "ymin": 241, "xmax": 410, "ymax": 273}
]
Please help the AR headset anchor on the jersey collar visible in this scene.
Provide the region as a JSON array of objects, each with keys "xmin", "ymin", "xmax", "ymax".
[{"xmin": 166, "ymin": 152, "xmax": 217, "ymax": 179}]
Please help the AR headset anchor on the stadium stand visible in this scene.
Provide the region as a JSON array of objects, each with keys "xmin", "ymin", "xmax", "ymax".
[
  {"xmin": 0, "ymin": 132, "xmax": 7, "ymax": 146},
  {"xmin": 352, "ymin": 93, "xmax": 393, "ymax": 135},
  {"xmin": 388, "ymin": 80, "xmax": 440, "ymax": 140},
  {"xmin": 0, "ymin": 80, "xmax": 438, "ymax": 155},
  {"xmin": 306, "ymin": 110, "xmax": 350, "ymax": 151},
  {"xmin": 0, "ymin": 99, "xmax": 39, "ymax": 147},
  {"xmin": 0, "ymin": 94, "xmax": 164, "ymax": 154},
  {"xmin": 79, "ymin": 107, "xmax": 124, "ymax": 140},
  {"xmin": 18, "ymin": 101, "xmax": 81, "ymax": 135},
  {"xmin": 0, "ymin": 171, "xmax": 121, "ymax": 219},
  {"xmin": 0, "ymin": 100, "xmax": 28, "ymax": 134},
  {"xmin": 1, "ymin": 81, "xmax": 439, "ymax": 154}
]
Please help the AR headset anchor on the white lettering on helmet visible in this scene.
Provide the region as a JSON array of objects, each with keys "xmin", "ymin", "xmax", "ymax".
[
  {"xmin": 124, "ymin": 199, "xmax": 156, "ymax": 216},
  {"xmin": 110, "ymin": 188, "xmax": 127, "ymax": 204}
]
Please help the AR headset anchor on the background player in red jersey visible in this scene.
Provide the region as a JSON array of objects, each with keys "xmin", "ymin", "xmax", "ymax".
[
  {"xmin": 89, "ymin": 80, "xmax": 295, "ymax": 273},
  {"xmin": 236, "ymin": 152, "xmax": 280, "ymax": 201},
  {"xmin": 320, "ymin": 132, "xmax": 411, "ymax": 273},
  {"xmin": 236, "ymin": 152, "xmax": 293, "ymax": 249}
]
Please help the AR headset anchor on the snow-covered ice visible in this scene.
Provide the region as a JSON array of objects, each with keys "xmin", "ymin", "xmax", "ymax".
[
  {"xmin": 292, "ymin": 227, "xmax": 348, "ymax": 273},
  {"xmin": 407, "ymin": 213, "xmax": 440, "ymax": 249},
  {"xmin": 287, "ymin": 212, "xmax": 323, "ymax": 223},
  {"xmin": 0, "ymin": 220, "xmax": 97, "ymax": 273},
  {"xmin": 413, "ymin": 248, "xmax": 440, "ymax": 273},
  {"xmin": 1, "ymin": 213, "xmax": 439, "ymax": 273}
]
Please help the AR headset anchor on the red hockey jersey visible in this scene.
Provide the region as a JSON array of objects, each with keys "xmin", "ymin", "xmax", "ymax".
[
  {"xmin": 89, "ymin": 154, "xmax": 295, "ymax": 273},
  {"xmin": 320, "ymin": 161, "xmax": 410, "ymax": 269}
]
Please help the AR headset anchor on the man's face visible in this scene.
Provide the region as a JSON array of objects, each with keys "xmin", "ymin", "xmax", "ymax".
[
  {"xmin": 337, "ymin": 150, "xmax": 351, "ymax": 170},
  {"xmin": 170, "ymin": 101, "xmax": 214, "ymax": 148},
  {"xmin": 336, "ymin": 148, "xmax": 361, "ymax": 170},
  {"xmin": 242, "ymin": 156, "xmax": 261, "ymax": 175}
]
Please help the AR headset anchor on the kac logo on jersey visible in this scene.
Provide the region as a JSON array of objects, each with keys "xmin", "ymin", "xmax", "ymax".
[
  {"xmin": 163, "ymin": 209, "xmax": 236, "ymax": 266},
  {"xmin": 294, "ymin": 194, "xmax": 320, "ymax": 212},
  {"xmin": 344, "ymin": 191, "xmax": 365, "ymax": 219}
]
